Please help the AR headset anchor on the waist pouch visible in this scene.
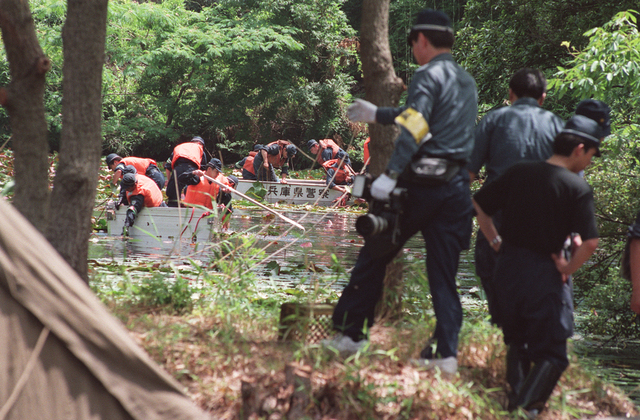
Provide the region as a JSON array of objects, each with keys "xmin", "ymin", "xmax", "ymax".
[{"xmin": 403, "ymin": 156, "xmax": 461, "ymax": 186}]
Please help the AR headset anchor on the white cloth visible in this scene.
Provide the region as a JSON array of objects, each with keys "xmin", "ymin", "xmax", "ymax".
[
  {"xmin": 347, "ymin": 99, "xmax": 377, "ymax": 123},
  {"xmin": 370, "ymin": 173, "xmax": 397, "ymax": 200}
]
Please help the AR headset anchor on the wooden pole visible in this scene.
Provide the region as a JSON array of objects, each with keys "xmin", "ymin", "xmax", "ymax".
[{"xmin": 202, "ymin": 174, "xmax": 305, "ymax": 231}]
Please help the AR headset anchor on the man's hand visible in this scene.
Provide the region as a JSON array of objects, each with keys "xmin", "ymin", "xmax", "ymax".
[
  {"xmin": 347, "ymin": 99, "xmax": 377, "ymax": 123},
  {"xmin": 371, "ymin": 173, "xmax": 397, "ymax": 200}
]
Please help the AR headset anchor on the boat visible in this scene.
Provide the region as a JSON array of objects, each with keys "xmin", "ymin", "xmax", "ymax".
[
  {"xmin": 105, "ymin": 201, "xmax": 219, "ymax": 243},
  {"xmin": 235, "ymin": 179, "xmax": 347, "ymax": 206}
]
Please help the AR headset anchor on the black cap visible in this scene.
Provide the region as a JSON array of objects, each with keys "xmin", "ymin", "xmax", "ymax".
[
  {"xmin": 206, "ymin": 158, "xmax": 222, "ymax": 171},
  {"xmin": 408, "ymin": 9, "xmax": 453, "ymax": 45},
  {"xmin": 121, "ymin": 173, "xmax": 137, "ymax": 188},
  {"xmin": 307, "ymin": 139, "xmax": 318, "ymax": 151},
  {"xmin": 286, "ymin": 144, "xmax": 297, "ymax": 156},
  {"xmin": 227, "ymin": 175, "xmax": 238, "ymax": 187},
  {"xmin": 121, "ymin": 165, "xmax": 137, "ymax": 175},
  {"xmin": 575, "ymin": 99, "xmax": 611, "ymax": 136},
  {"xmin": 105, "ymin": 153, "xmax": 120, "ymax": 166},
  {"xmin": 191, "ymin": 136, "xmax": 205, "ymax": 145},
  {"xmin": 561, "ymin": 115, "xmax": 603, "ymax": 156}
]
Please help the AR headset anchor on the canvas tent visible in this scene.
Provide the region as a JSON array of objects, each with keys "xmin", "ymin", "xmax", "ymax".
[{"xmin": 0, "ymin": 199, "xmax": 210, "ymax": 420}]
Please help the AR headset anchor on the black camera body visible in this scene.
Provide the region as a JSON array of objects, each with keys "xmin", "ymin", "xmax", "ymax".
[{"xmin": 352, "ymin": 174, "xmax": 407, "ymax": 245}]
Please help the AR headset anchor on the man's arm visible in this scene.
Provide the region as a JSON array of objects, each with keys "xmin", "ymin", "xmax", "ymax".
[
  {"xmin": 472, "ymin": 199, "xmax": 501, "ymax": 251},
  {"xmin": 551, "ymin": 236, "xmax": 599, "ymax": 280},
  {"xmin": 178, "ymin": 169, "xmax": 202, "ymax": 186}
]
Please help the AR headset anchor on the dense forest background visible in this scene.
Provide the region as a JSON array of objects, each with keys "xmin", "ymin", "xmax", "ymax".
[{"xmin": 1, "ymin": 0, "xmax": 640, "ymax": 339}]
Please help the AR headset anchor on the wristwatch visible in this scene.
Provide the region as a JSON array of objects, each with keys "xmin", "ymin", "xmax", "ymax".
[{"xmin": 491, "ymin": 235, "xmax": 502, "ymax": 246}]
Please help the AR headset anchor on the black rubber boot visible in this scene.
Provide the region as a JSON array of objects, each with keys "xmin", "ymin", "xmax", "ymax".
[
  {"xmin": 506, "ymin": 345, "xmax": 531, "ymax": 411},
  {"xmin": 515, "ymin": 360, "xmax": 563, "ymax": 417}
]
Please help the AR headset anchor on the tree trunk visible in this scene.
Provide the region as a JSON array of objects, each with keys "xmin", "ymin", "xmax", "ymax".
[
  {"xmin": 360, "ymin": 0, "xmax": 406, "ymax": 320},
  {"xmin": 46, "ymin": 0, "xmax": 108, "ymax": 282},
  {"xmin": 0, "ymin": 0, "xmax": 51, "ymax": 233}
]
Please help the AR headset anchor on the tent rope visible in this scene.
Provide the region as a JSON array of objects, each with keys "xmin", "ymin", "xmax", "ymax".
[{"xmin": 0, "ymin": 327, "xmax": 50, "ymax": 420}]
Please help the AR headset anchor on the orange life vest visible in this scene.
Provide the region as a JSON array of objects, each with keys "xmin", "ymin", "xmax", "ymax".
[
  {"xmin": 183, "ymin": 176, "xmax": 219, "ymax": 209},
  {"xmin": 243, "ymin": 151, "xmax": 257, "ymax": 174},
  {"xmin": 126, "ymin": 174, "xmax": 163, "ymax": 207},
  {"xmin": 266, "ymin": 140, "xmax": 291, "ymax": 167},
  {"xmin": 215, "ymin": 172, "xmax": 231, "ymax": 188},
  {"xmin": 322, "ymin": 159, "xmax": 350, "ymax": 185},
  {"xmin": 120, "ymin": 157, "xmax": 157, "ymax": 174},
  {"xmin": 316, "ymin": 139, "xmax": 341, "ymax": 165},
  {"xmin": 171, "ymin": 142, "xmax": 204, "ymax": 168},
  {"xmin": 363, "ymin": 138, "xmax": 370, "ymax": 165}
]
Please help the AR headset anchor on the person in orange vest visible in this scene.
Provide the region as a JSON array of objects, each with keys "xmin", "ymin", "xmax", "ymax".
[
  {"xmin": 105, "ymin": 153, "xmax": 165, "ymax": 191},
  {"xmin": 307, "ymin": 138, "xmax": 351, "ymax": 166},
  {"xmin": 363, "ymin": 137, "xmax": 370, "ymax": 172},
  {"xmin": 236, "ymin": 151, "xmax": 258, "ymax": 180},
  {"xmin": 120, "ymin": 172, "xmax": 164, "ymax": 233},
  {"xmin": 178, "ymin": 158, "xmax": 229, "ymax": 210},
  {"xmin": 165, "ymin": 136, "xmax": 207, "ymax": 207},
  {"xmin": 253, "ymin": 140, "xmax": 297, "ymax": 183},
  {"xmin": 322, "ymin": 158, "xmax": 355, "ymax": 194}
]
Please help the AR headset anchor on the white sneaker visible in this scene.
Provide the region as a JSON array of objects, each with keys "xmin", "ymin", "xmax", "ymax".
[
  {"xmin": 412, "ymin": 356, "xmax": 458, "ymax": 375},
  {"xmin": 321, "ymin": 334, "xmax": 368, "ymax": 356}
]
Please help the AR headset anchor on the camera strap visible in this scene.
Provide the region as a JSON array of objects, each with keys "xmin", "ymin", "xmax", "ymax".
[{"xmin": 406, "ymin": 156, "xmax": 460, "ymax": 185}]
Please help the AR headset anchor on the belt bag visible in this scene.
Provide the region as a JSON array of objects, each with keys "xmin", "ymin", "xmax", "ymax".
[{"xmin": 408, "ymin": 157, "xmax": 460, "ymax": 185}]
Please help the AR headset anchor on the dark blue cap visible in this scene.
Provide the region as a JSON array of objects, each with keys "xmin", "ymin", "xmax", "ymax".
[
  {"xmin": 191, "ymin": 136, "xmax": 205, "ymax": 145},
  {"xmin": 105, "ymin": 153, "xmax": 120, "ymax": 166},
  {"xmin": 575, "ymin": 99, "xmax": 611, "ymax": 136},
  {"xmin": 286, "ymin": 144, "xmax": 297, "ymax": 156},
  {"xmin": 561, "ymin": 115, "xmax": 603, "ymax": 156},
  {"xmin": 121, "ymin": 173, "xmax": 137, "ymax": 188},
  {"xmin": 206, "ymin": 158, "xmax": 222, "ymax": 171},
  {"xmin": 307, "ymin": 139, "xmax": 318, "ymax": 150}
]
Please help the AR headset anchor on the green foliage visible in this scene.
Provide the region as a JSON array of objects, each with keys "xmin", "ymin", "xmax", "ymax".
[
  {"xmin": 546, "ymin": 10, "xmax": 640, "ymax": 339},
  {"xmin": 457, "ymin": 0, "xmax": 638, "ymax": 109},
  {"xmin": 136, "ymin": 273, "xmax": 194, "ymax": 312},
  {"xmin": 6, "ymin": 0, "xmax": 358, "ymax": 159}
]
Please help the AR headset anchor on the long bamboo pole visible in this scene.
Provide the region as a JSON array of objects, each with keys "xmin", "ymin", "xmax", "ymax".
[{"xmin": 202, "ymin": 174, "xmax": 305, "ymax": 231}]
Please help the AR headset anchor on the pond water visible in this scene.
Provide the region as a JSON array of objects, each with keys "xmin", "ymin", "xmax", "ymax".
[{"xmin": 90, "ymin": 208, "xmax": 640, "ymax": 406}]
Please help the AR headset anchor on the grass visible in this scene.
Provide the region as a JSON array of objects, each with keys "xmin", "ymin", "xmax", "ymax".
[{"xmin": 90, "ymin": 242, "xmax": 639, "ymax": 419}]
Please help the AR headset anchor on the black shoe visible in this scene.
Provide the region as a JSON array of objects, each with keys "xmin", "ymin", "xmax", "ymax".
[
  {"xmin": 515, "ymin": 360, "xmax": 563, "ymax": 415},
  {"xmin": 506, "ymin": 345, "xmax": 531, "ymax": 411}
]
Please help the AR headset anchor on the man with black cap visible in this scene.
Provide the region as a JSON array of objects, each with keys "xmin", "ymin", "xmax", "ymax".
[
  {"xmin": 467, "ymin": 69, "xmax": 565, "ymax": 327},
  {"xmin": 472, "ymin": 114, "xmax": 605, "ymax": 416},
  {"xmin": 105, "ymin": 153, "xmax": 165, "ymax": 191},
  {"xmin": 253, "ymin": 140, "xmax": 297, "ymax": 184},
  {"xmin": 120, "ymin": 171, "xmax": 164, "ymax": 234},
  {"xmin": 179, "ymin": 158, "xmax": 230, "ymax": 210},
  {"xmin": 324, "ymin": 9, "xmax": 477, "ymax": 374},
  {"xmin": 307, "ymin": 139, "xmax": 351, "ymax": 167},
  {"xmin": 165, "ymin": 136, "xmax": 207, "ymax": 207}
]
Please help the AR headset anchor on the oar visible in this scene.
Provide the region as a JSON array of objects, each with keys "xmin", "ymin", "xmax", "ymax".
[{"xmin": 202, "ymin": 174, "xmax": 305, "ymax": 231}]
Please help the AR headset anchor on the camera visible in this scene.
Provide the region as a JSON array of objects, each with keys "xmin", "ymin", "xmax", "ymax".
[{"xmin": 352, "ymin": 174, "xmax": 407, "ymax": 243}]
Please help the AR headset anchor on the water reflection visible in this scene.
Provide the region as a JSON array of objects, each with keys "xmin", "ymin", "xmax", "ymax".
[{"xmin": 91, "ymin": 209, "xmax": 478, "ymax": 291}]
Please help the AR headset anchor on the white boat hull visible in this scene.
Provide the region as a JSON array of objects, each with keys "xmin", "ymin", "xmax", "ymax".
[{"xmin": 106, "ymin": 205, "xmax": 218, "ymax": 243}]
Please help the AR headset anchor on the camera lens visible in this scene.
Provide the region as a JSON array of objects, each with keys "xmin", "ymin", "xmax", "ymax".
[{"xmin": 356, "ymin": 214, "xmax": 388, "ymax": 237}]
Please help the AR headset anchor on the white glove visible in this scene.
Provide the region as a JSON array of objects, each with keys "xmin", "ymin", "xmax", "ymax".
[
  {"xmin": 370, "ymin": 173, "xmax": 397, "ymax": 201},
  {"xmin": 347, "ymin": 99, "xmax": 377, "ymax": 123}
]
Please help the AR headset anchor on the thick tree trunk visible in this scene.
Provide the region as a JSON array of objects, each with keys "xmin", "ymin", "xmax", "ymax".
[
  {"xmin": 0, "ymin": 0, "xmax": 51, "ymax": 233},
  {"xmin": 46, "ymin": 0, "xmax": 108, "ymax": 282},
  {"xmin": 360, "ymin": 0, "xmax": 406, "ymax": 320}
]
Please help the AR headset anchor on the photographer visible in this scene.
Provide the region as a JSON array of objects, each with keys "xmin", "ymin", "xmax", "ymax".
[{"xmin": 323, "ymin": 9, "xmax": 478, "ymax": 375}]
